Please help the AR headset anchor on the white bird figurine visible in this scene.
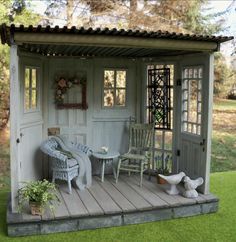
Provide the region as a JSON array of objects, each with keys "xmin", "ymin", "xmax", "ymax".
[
  {"xmin": 158, "ymin": 172, "xmax": 186, "ymax": 195},
  {"xmin": 183, "ymin": 176, "xmax": 204, "ymax": 198}
]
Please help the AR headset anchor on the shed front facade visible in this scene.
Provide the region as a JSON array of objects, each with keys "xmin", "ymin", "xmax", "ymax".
[{"xmin": 0, "ymin": 24, "xmax": 233, "ymax": 236}]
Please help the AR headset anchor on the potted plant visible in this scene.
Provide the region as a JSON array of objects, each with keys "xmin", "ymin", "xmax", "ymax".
[
  {"xmin": 18, "ymin": 179, "xmax": 60, "ymax": 216},
  {"xmin": 155, "ymin": 154, "xmax": 171, "ymax": 184}
]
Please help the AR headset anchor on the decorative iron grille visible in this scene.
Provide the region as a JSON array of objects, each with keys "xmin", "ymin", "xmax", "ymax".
[{"xmin": 147, "ymin": 68, "xmax": 171, "ymax": 130}]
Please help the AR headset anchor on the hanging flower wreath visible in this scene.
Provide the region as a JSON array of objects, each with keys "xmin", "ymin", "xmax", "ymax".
[{"xmin": 55, "ymin": 76, "xmax": 88, "ymax": 109}]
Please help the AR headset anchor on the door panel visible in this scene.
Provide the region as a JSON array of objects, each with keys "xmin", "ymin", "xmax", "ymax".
[
  {"xmin": 19, "ymin": 124, "xmax": 43, "ymax": 182},
  {"xmin": 177, "ymin": 59, "xmax": 206, "ymax": 181},
  {"xmin": 19, "ymin": 58, "xmax": 43, "ymax": 184}
]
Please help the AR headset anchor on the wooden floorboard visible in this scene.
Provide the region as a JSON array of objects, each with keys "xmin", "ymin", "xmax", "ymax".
[
  {"xmin": 94, "ymin": 176, "xmax": 136, "ymax": 212},
  {"xmin": 107, "ymin": 176, "xmax": 151, "ymax": 210},
  {"xmin": 120, "ymin": 175, "xmax": 168, "ymax": 208},
  {"xmin": 177, "ymin": 184, "xmax": 206, "ymax": 203},
  {"xmin": 52, "ymin": 190, "xmax": 70, "ymax": 219},
  {"xmin": 42, "ymin": 189, "xmax": 69, "ymax": 220},
  {"xmin": 138, "ymin": 176, "xmax": 182, "ymax": 206},
  {"xmin": 22, "ymin": 204, "xmax": 41, "ymax": 222},
  {"xmin": 75, "ymin": 187, "xmax": 104, "ymax": 216},
  {"xmin": 88, "ymin": 178, "xmax": 122, "ymax": 214},
  {"xmin": 60, "ymin": 185, "xmax": 88, "ymax": 217},
  {"xmin": 147, "ymin": 176, "xmax": 198, "ymax": 205}
]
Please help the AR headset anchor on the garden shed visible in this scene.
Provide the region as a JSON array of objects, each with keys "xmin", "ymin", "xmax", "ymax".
[{"xmin": 0, "ymin": 23, "xmax": 233, "ymax": 236}]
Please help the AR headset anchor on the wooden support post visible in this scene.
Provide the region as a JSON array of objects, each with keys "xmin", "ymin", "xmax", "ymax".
[
  {"xmin": 201, "ymin": 53, "xmax": 214, "ymax": 194},
  {"xmin": 10, "ymin": 45, "xmax": 20, "ymax": 212}
]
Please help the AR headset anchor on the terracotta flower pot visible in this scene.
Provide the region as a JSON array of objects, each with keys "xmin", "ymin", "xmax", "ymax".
[
  {"xmin": 157, "ymin": 174, "xmax": 168, "ymax": 184},
  {"xmin": 29, "ymin": 201, "xmax": 43, "ymax": 216}
]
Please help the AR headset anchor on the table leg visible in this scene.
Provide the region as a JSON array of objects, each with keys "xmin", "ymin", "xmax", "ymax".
[
  {"xmin": 101, "ymin": 160, "xmax": 105, "ymax": 182},
  {"xmin": 112, "ymin": 159, "xmax": 117, "ymax": 180}
]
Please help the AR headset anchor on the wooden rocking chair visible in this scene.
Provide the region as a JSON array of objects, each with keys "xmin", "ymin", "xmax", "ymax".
[{"xmin": 116, "ymin": 123, "xmax": 154, "ymax": 187}]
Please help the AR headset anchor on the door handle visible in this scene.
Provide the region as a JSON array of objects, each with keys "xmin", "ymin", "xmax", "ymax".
[
  {"xmin": 200, "ymin": 139, "xmax": 205, "ymax": 152},
  {"xmin": 200, "ymin": 139, "xmax": 205, "ymax": 146},
  {"xmin": 16, "ymin": 138, "xmax": 20, "ymax": 144}
]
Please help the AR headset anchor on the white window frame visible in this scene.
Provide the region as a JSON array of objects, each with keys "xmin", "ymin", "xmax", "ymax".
[
  {"xmin": 23, "ymin": 66, "xmax": 40, "ymax": 113},
  {"xmin": 181, "ymin": 65, "xmax": 203, "ymax": 136},
  {"xmin": 102, "ymin": 68, "xmax": 127, "ymax": 109}
]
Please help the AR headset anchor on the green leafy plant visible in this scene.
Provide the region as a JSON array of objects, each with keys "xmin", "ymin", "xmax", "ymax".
[
  {"xmin": 155, "ymin": 154, "xmax": 171, "ymax": 175},
  {"xmin": 18, "ymin": 179, "xmax": 60, "ymax": 214}
]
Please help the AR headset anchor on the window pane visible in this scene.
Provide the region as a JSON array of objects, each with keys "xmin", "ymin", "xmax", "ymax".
[
  {"xmin": 32, "ymin": 69, "xmax": 37, "ymax": 88},
  {"xmin": 165, "ymin": 131, "xmax": 172, "ymax": 150},
  {"xmin": 116, "ymin": 89, "xmax": 126, "ymax": 106},
  {"xmin": 199, "ymin": 67, "xmax": 203, "ymax": 78},
  {"xmin": 24, "ymin": 89, "xmax": 30, "ymax": 110},
  {"xmin": 181, "ymin": 67, "xmax": 202, "ymax": 135},
  {"xmin": 104, "ymin": 70, "xmax": 114, "ymax": 88},
  {"xmin": 189, "ymin": 80, "xmax": 198, "ymax": 123},
  {"xmin": 31, "ymin": 89, "xmax": 37, "ymax": 109},
  {"xmin": 189, "ymin": 68, "xmax": 193, "ymax": 78},
  {"xmin": 184, "ymin": 68, "xmax": 188, "ymax": 78},
  {"xmin": 155, "ymin": 130, "xmax": 162, "ymax": 149},
  {"xmin": 116, "ymin": 71, "xmax": 126, "ymax": 88},
  {"xmin": 25, "ymin": 68, "xmax": 30, "ymax": 88},
  {"xmin": 104, "ymin": 89, "xmax": 114, "ymax": 106}
]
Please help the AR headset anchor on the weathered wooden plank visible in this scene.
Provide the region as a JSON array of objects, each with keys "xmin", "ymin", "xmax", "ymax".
[
  {"xmin": 42, "ymin": 189, "xmax": 69, "ymax": 220},
  {"xmin": 88, "ymin": 178, "xmax": 122, "ymax": 214},
  {"xmin": 22, "ymin": 203, "xmax": 41, "ymax": 222},
  {"xmin": 177, "ymin": 184, "xmax": 206, "ymax": 204},
  {"xmin": 144, "ymin": 175, "xmax": 197, "ymax": 206},
  {"xmin": 120, "ymin": 175, "xmax": 168, "ymax": 208},
  {"xmin": 75, "ymin": 187, "xmax": 104, "ymax": 216},
  {"xmin": 6, "ymin": 194, "xmax": 23, "ymax": 224},
  {"xmin": 59, "ymin": 185, "xmax": 89, "ymax": 217},
  {"xmin": 135, "ymin": 175, "xmax": 181, "ymax": 206},
  {"xmin": 78, "ymin": 215, "xmax": 122, "ymax": 230},
  {"xmin": 201, "ymin": 201, "xmax": 218, "ymax": 214},
  {"xmin": 123, "ymin": 208, "xmax": 172, "ymax": 225},
  {"xmin": 199, "ymin": 193, "xmax": 219, "ymax": 203},
  {"xmin": 107, "ymin": 176, "xmax": 151, "ymax": 210},
  {"xmin": 94, "ymin": 176, "xmax": 136, "ymax": 212},
  {"xmin": 173, "ymin": 204, "xmax": 202, "ymax": 218}
]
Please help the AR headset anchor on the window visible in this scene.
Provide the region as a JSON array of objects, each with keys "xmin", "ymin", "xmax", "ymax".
[
  {"xmin": 181, "ymin": 66, "xmax": 203, "ymax": 135},
  {"xmin": 147, "ymin": 68, "xmax": 171, "ymax": 130},
  {"xmin": 24, "ymin": 67, "xmax": 39, "ymax": 112},
  {"xmin": 103, "ymin": 70, "xmax": 126, "ymax": 107},
  {"xmin": 146, "ymin": 64, "xmax": 174, "ymax": 171}
]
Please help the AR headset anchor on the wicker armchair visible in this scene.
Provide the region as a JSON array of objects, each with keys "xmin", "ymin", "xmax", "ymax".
[{"xmin": 41, "ymin": 137, "xmax": 92, "ymax": 194}]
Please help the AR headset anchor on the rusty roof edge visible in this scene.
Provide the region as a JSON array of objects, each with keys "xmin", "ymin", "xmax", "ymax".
[{"xmin": 1, "ymin": 23, "xmax": 234, "ymax": 46}]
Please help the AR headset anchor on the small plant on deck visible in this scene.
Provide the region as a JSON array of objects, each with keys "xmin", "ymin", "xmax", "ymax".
[
  {"xmin": 18, "ymin": 179, "xmax": 60, "ymax": 216},
  {"xmin": 155, "ymin": 154, "xmax": 171, "ymax": 184}
]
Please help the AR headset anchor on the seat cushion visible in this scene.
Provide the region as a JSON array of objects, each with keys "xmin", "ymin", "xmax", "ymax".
[
  {"xmin": 120, "ymin": 153, "xmax": 147, "ymax": 160},
  {"xmin": 67, "ymin": 158, "xmax": 78, "ymax": 168}
]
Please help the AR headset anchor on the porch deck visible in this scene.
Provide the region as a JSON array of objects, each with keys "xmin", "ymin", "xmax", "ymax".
[{"xmin": 7, "ymin": 174, "xmax": 219, "ymax": 237}]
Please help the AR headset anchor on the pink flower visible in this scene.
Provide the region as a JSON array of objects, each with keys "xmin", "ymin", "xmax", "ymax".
[{"xmin": 58, "ymin": 78, "xmax": 67, "ymax": 88}]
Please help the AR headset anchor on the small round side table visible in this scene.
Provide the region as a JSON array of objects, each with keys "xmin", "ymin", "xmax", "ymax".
[{"xmin": 92, "ymin": 151, "xmax": 120, "ymax": 182}]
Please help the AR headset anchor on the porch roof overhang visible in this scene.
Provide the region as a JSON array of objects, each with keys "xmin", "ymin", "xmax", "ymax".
[{"xmin": 0, "ymin": 24, "xmax": 234, "ymax": 58}]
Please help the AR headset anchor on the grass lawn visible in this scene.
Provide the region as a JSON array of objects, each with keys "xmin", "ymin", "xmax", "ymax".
[
  {"xmin": 211, "ymin": 98, "xmax": 236, "ymax": 172},
  {"xmin": 0, "ymin": 171, "xmax": 236, "ymax": 242}
]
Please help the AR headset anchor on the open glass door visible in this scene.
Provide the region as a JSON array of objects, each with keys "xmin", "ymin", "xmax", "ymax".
[{"xmin": 179, "ymin": 65, "xmax": 205, "ymax": 178}]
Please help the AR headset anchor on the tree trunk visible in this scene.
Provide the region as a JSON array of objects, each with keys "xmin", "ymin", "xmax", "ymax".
[
  {"xmin": 129, "ymin": 0, "xmax": 137, "ymax": 29},
  {"xmin": 67, "ymin": 0, "xmax": 74, "ymax": 27}
]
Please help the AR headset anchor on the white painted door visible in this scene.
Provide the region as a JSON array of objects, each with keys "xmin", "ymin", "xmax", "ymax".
[
  {"xmin": 177, "ymin": 55, "xmax": 207, "ymax": 182},
  {"xmin": 18, "ymin": 58, "xmax": 43, "ymax": 183}
]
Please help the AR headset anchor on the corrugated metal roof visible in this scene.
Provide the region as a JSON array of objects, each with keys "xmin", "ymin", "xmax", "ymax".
[
  {"xmin": 0, "ymin": 24, "xmax": 233, "ymax": 58},
  {"xmin": 1, "ymin": 23, "xmax": 234, "ymax": 46}
]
